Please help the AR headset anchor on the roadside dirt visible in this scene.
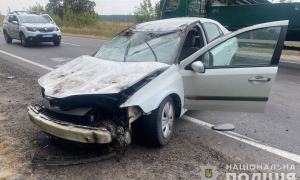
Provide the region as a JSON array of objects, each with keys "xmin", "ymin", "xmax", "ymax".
[{"xmin": 0, "ymin": 58, "xmax": 252, "ymax": 180}]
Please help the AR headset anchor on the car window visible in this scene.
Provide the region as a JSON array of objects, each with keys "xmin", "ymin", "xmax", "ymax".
[
  {"xmin": 12, "ymin": 16, "xmax": 18, "ymax": 22},
  {"xmin": 41, "ymin": 15, "xmax": 52, "ymax": 23},
  {"xmin": 199, "ymin": 27, "xmax": 282, "ymax": 67},
  {"xmin": 95, "ymin": 31, "xmax": 181, "ymax": 65},
  {"xmin": 5, "ymin": 16, "xmax": 9, "ymax": 21},
  {"xmin": 203, "ymin": 23, "xmax": 222, "ymax": 43},
  {"xmin": 8, "ymin": 16, "xmax": 13, "ymax": 23}
]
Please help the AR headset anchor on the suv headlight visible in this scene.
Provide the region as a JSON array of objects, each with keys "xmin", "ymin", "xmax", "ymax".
[
  {"xmin": 26, "ymin": 27, "xmax": 36, "ymax": 32},
  {"xmin": 55, "ymin": 27, "xmax": 60, "ymax": 31}
]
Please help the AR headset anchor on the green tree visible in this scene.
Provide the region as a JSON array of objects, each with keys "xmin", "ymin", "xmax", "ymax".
[
  {"xmin": 27, "ymin": 2, "xmax": 44, "ymax": 13},
  {"xmin": 46, "ymin": 0, "xmax": 64, "ymax": 18},
  {"xmin": 134, "ymin": 0, "xmax": 156, "ymax": 23},
  {"xmin": 63, "ymin": 0, "xmax": 96, "ymax": 14}
]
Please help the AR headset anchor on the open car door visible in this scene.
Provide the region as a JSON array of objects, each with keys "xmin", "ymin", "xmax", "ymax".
[{"xmin": 179, "ymin": 20, "xmax": 288, "ymax": 113}]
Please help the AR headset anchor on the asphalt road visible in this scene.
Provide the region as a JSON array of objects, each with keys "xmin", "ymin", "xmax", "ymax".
[{"xmin": 0, "ymin": 32, "xmax": 300, "ymax": 174}]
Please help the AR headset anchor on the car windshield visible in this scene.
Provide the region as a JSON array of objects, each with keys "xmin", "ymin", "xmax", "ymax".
[
  {"xmin": 41, "ymin": 15, "xmax": 52, "ymax": 23},
  {"xmin": 19, "ymin": 15, "xmax": 48, "ymax": 23},
  {"xmin": 94, "ymin": 31, "xmax": 181, "ymax": 64}
]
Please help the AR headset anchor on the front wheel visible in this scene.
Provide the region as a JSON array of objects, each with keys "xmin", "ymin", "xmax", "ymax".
[
  {"xmin": 53, "ymin": 39, "xmax": 61, "ymax": 46},
  {"xmin": 20, "ymin": 33, "xmax": 29, "ymax": 47},
  {"xmin": 4, "ymin": 30, "xmax": 12, "ymax": 43},
  {"xmin": 143, "ymin": 96, "xmax": 175, "ymax": 146}
]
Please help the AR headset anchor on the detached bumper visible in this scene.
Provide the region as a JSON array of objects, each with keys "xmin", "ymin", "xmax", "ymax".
[
  {"xmin": 26, "ymin": 34, "xmax": 61, "ymax": 42},
  {"xmin": 27, "ymin": 105, "xmax": 112, "ymax": 144}
]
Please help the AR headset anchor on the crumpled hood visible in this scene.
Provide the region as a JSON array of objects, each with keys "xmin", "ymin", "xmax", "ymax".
[{"xmin": 39, "ymin": 56, "xmax": 170, "ymax": 98}]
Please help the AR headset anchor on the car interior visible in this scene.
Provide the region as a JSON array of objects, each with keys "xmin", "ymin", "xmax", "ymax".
[{"xmin": 178, "ymin": 25, "xmax": 204, "ymax": 63}]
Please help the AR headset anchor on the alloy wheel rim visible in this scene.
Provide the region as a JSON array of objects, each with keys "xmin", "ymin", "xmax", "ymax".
[{"xmin": 161, "ymin": 102, "xmax": 173, "ymax": 139}]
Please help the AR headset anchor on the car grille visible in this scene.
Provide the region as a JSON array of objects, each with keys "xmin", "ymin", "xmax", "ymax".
[
  {"xmin": 37, "ymin": 27, "xmax": 54, "ymax": 32},
  {"xmin": 39, "ymin": 108, "xmax": 87, "ymax": 125}
]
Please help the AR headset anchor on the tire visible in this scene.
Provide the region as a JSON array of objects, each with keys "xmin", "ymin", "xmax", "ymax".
[
  {"xmin": 143, "ymin": 96, "xmax": 175, "ymax": 146},
  {"xmin": 3, "ymin": 30, "xmax": 12, "ymax": 43},
  {"xmin": 53, "ymin": 39, "xmax": 61, "ymax": 46},
  {"xmin": 20, "ymin": 33, "xmax": 29, "ymax": 47}
]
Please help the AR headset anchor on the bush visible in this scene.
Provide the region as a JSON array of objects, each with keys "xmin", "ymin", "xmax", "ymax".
[{"xmin": 62, "ymin": 10, "xmax": 99, "ymax": 28}]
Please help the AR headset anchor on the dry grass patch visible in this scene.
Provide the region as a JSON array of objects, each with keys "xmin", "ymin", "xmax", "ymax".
[
  {"xmin": 0, "ymin": 16, "xmax": 4, "ymax": 27},
  {"xmin": 60, "ymin": 21, "xmax": 134, "ymax": 39},
  {"xmin": 0, "ymin": 126, "xmax": 23, "ymax": 179}
]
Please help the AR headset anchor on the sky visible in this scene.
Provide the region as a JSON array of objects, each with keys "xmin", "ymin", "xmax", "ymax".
[{"xmin": 0, "ymin": 0, "xmax": 159, "ymax": 15}]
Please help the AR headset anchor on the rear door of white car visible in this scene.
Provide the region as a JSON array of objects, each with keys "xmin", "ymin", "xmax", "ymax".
[{"xmin": 179, "ymin": 21, "xmax": 288, "ymax": 113}]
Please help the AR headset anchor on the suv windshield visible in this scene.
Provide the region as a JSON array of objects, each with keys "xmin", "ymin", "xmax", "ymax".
[
  {"xmin": 95, "ymin": 31, "xmax": 181, "ymax": 64},
  {"xmin": 19, "ymin": 15, "xmax": 48, "ymax": 23}
]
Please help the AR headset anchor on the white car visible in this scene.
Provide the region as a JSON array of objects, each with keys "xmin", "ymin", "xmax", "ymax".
[
  {"xmin": 28, "ymin": 18, "xmax": 288, "ymax": 148},
  {"xmin": 3, "ymin": 11, "xmax": 61, "ymax": 47}
]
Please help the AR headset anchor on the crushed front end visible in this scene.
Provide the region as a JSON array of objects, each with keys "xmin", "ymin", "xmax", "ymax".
[{"xmin": 28, "ymin": 93, "xmax": 142, "ymax": 147}]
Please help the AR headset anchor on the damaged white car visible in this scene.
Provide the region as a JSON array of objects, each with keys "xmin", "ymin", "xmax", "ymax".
[{"xmin": 28, "ymin": 18, "xmax": 288, "ymax": 148}]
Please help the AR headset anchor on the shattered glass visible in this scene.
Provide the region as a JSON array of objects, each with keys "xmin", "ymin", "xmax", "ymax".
[{"xmin": 95, "ymin": 31, "xmax": 181, "ymax": 64}]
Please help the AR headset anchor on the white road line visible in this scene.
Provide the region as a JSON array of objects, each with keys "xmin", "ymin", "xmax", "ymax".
[
  {"xmin": 61, "ymin": 42, "xmax": 81, "ymax": 46},
  {"xmin": 0, "ymin": 50, "xmax": 54, "ymax": 71},
  {"xmin": 182, "ymin": 115, "xmax": 300, "ymax": 164}
]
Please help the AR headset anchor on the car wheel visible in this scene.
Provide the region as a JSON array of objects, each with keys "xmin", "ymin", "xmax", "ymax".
[
  {"xmin": 4, "ymin": 30, "xmax": 12, "ymax": 43},
  {"xmin": 143, "ymin": 96, "xmax": 175, "ymax": 146},
  {"xmin": 53, "ymin": 39, "xmax": 61, "ymax": 46},
  {"xmin": 20, "ymin": 33, "xmax": 29, "ymax": 47}
]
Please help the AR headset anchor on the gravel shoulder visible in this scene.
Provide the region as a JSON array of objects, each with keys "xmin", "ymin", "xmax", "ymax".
[{"xmin": 0, "ymin": 58, "xmax": 261, "ymax": 180}]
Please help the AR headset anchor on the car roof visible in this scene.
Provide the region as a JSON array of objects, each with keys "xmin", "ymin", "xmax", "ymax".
[{"xmin": 133, "ymin": 17, "xmax": 228, "ymax": 33}]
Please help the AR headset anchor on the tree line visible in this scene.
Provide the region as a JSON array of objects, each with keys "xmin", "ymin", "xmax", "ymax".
[{"xmin": 26, "ymin": 0, "xmax": 164, "ymax": 27}]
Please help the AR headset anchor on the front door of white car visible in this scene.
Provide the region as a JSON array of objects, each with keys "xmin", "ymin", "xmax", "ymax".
[{"xmin": 179, "ymin": 21, "xmax": 288, "ymax": 113}]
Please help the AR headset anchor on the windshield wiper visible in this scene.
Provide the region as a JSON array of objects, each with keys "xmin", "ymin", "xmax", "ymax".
[
  {"xmin": 145, "ymin": 41, "xmax": 157, "ymax": 62},
  {"xmin": 124, "ymin": 41, "xmax": 131, "ymax": 62}
]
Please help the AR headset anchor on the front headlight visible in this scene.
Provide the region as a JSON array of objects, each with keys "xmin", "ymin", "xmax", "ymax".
[
  {"xmin": 55, "ymin": 27, "xmax": 60, "ymax": 31},
  {"xmin": 26, "ymin": 27, "xmax": 36, "ymax": 32}
]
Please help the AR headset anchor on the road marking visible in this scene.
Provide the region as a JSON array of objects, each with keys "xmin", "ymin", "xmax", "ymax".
[
  {"xmin": 182, "ymin": 115, "xmax": 300, "ymax": 164},
  {"xmin": 0, "ymin": 50, "xmax": 54, "ymax": 71},
  {"xmin": 61, "ymin": 42, "xmax": 81, "ymax": 46}
]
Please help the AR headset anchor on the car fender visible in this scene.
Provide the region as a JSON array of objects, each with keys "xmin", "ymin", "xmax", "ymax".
[
  {"xmin": 19, "ymin": 26, "xmax": 28, "ymax": 37},
  {"xmin": 120, "ymin": 64, "xmax": 185, "ymax": 116}
]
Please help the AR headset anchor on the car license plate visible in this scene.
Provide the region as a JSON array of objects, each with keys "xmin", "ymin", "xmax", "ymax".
[{"xmin": 42, "ymin": 34, "xmax": 53, "ymax": 38}]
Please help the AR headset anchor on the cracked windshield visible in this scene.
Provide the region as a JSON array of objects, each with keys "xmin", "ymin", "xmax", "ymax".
[{"xmin": 95, "ymin": 31, "xmax": 181, "ymax": 64}]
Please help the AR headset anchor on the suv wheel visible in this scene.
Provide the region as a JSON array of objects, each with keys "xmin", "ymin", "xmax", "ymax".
[
  {"xmin": 20, "ymin": 33, "xmax": 29, "ymax": 47},
  {"xmin": 143, "ymin": 96, "xmax": 175, "ymax": 146},
  {"xmin": 53, "ymin": 39, "xmax": 61, "ymax": 46},
  {"xmin": 4, "ymin": 30, "xmax": 12, "ymax": 43}
]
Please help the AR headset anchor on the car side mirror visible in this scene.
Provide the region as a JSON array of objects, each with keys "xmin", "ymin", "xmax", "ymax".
[
  {"xmin": 191, "ymin": 61, "xmax": 205, "ymax": 73},
  {"xmin": 12, "ymin": 21, "xmax": 18, "ymax": 25}
]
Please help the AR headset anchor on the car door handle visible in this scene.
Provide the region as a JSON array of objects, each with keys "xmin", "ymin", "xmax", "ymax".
[
  {"xmin": 248, "ymin": 77, "xmax": 271, "ymax": 82},
  {"xmin": 227, "ymin": 48, "xmax": 231, "ymax": 52}
]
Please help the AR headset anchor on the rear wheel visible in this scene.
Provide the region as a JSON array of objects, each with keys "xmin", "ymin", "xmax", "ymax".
[
  {"xmin": 20, "ymin": 33, "xmax": 29, "ymax": 47},
  {"xmin": 143, "ymin": 96, "xmax": 175, "ymax": 146},
  {"xmin": 4, "ymin": 30, "xmax": 12, "ymax": 43}
]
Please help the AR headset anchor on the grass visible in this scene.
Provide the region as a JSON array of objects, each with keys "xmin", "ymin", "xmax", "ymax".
[
  {"xmin": 60, "ymin": 21, "xmax": 134, "ymax": 39},
  {"xmin": 0, "ymin": 126, "xmax": 23, "ymax": 179},
  {"xmin": 0, "ymin": 16, "xmax": 4, "ymax": 28}
]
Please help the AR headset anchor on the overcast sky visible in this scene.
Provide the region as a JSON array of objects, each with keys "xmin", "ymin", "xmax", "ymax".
[{"xmin": 0, "ymin": 0, "xmax": 159, "ymax": 15}]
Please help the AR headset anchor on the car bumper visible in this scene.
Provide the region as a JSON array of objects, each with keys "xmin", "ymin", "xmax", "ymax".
[
  {"xmin": 27, "ymin": 105, "xmax": 113, "ymax": 144},
  {"xmin": 26, "ymin": 34, "xmax": 61, "ymax": 42}
]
